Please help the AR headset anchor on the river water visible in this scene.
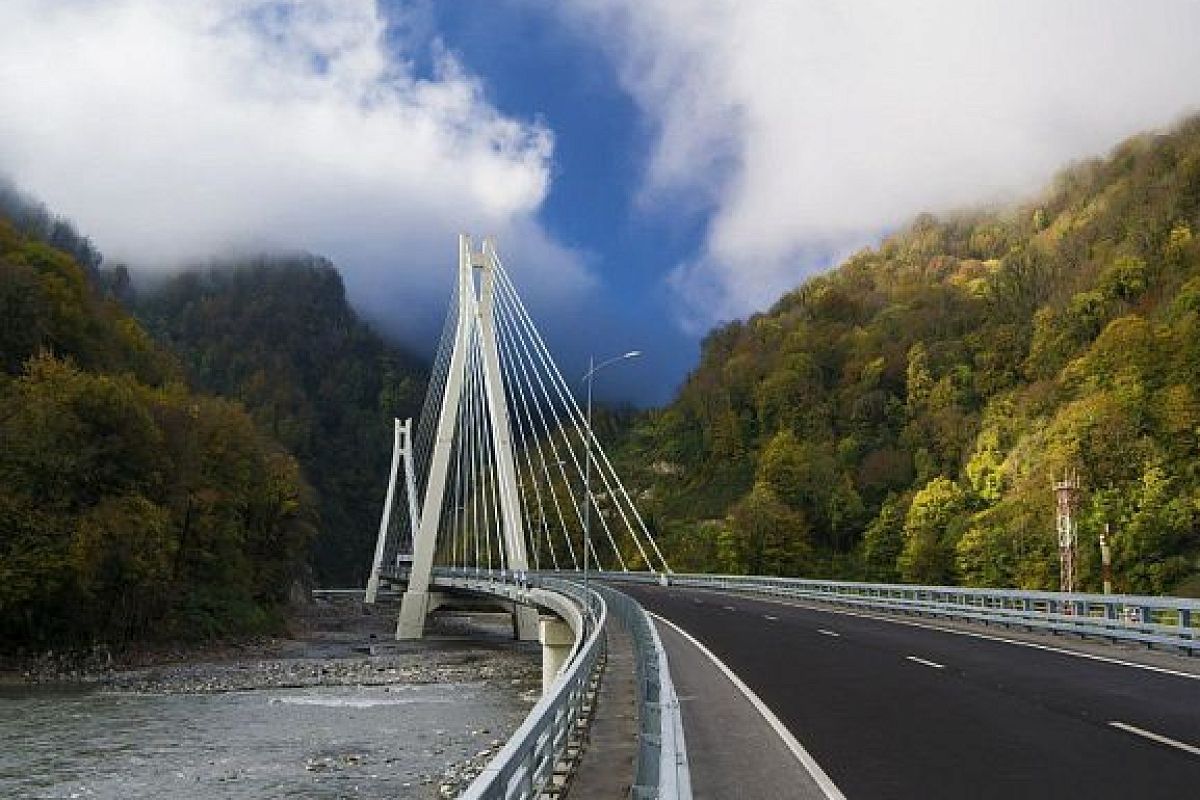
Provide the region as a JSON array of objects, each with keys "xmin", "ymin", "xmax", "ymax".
[{"xmin": 0, "ymin": 680, "xmax": 528, "ymax": 799}]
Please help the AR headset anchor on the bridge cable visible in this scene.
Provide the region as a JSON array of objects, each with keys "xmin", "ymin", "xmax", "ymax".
[
  {"xmin": 496, "ymin": 290, "xmax": 612, "ymax": 572},
  {"xmin": 499, "ymin": 310, "xmax": 564, "ymax": 571},
  {"xmin": 492, "ymin": 283, "xmax": 628, "ymax": 571},
  {"xmin": 498, "ymin": 328, "xmax": 558, "ymax": 571},
  {"xmin": 492, "ymin": 261, "xmax": 670, "ymax": 573},
  {"xmin": 413, "ymin": 279, "xmax": 460, "ymax": 499},
  {"xmin": 492, "ymin": 294, "xmax": 587, "ymax": 569},
  {"xmin": 464, "ymin": 323, "xmax": 486, "ymax": 572},
  {"xmin": 479, "ymin": 329, "xmax": 509, "ymax": 575}
]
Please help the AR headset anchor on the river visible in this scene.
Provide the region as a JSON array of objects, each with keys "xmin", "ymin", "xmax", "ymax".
[
  {"xmin": 0, "ymin": 603, "xmax": 539, "ymax": 799},
  {"xmin": 1, "ymin": 680, "xmax": 528, "ymax": 799}
]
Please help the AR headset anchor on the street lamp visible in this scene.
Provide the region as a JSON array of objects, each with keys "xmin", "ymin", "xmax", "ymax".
[{"xmin": 581, "ymin": 350, "xmax": 641, "ymax": 591}]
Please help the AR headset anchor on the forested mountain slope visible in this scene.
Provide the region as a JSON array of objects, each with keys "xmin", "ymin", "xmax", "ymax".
[
  {"xmin": 625, "ymin": 115, "xmax": 1200, "ymax": 596},
  {"xmin": 0, "ymin": 212, "xmax": 315, "ymax": 649},
  {"xmin": 135, "ymin": 261, "xmax": 425, "ymax": 585}
]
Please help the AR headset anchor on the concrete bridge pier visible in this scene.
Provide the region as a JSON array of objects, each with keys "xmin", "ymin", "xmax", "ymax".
[
  {"xmin": 397, "ymin": 590, "xmax": 540, "ymax": 642},
  {"xmin": 514, "ymin": 604, "xmax": 540, "ymax": 642},
  {"xmin": 539, "ymin": 615, "xmax": 575, "ymax": 693}
]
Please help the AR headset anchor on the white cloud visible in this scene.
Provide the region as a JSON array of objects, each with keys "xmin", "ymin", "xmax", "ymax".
[
  {"xmin": 0, "ymin": 0, "xmax": 590, "ymax": 342},
  {"xmin": 561, "ymin": 0, "xmax": 1200, "ymax": 331}
]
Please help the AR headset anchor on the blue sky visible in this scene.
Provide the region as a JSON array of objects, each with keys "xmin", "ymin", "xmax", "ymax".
[
  {"xmin": 2, "ymin": 1, "xmax": 1199, "ymax": 406},
  {"xmin": 393, "ymin": 0, "xmax": 1200, "ymax": 404},
  {"xmin": 400, "ymin": 1, "xmax": 706, "ymax": 403}
]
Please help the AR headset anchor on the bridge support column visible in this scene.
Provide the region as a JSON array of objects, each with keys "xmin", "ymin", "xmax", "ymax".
[
  {"xmin": 514, "ymin": 604, "xmax": 539, "ymax": 642},
  {"xmin": 396, "ymin": 591, "xmax": 430, "ymax": 639},
  {"xmin": 539, "ymin": 616, "xmax": 574, "ymax": 694}
]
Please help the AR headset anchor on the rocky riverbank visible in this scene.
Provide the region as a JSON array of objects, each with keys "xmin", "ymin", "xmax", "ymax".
[
  {"xmin": 1, "ymin": 594, "xmax": 542, "ymax": 800},
  {"xmin": 3, "ymin": 593, "xmax": 539, "ymax": 694}
]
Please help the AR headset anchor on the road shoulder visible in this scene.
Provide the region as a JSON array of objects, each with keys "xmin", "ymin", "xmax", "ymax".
[{"xmin": 653, "ymin": 615, "xmax": 839, "ymax": 800}]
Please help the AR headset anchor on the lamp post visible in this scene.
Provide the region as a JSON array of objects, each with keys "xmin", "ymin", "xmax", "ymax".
[{"xmin": 581, "ymin": 350, "xmax": 641, "ymax": 591}]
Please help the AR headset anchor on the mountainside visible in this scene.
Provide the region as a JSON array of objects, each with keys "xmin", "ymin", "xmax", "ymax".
[
  {"xmin": 624, "ymin": 114, "xmax": 1200, "ymax": 595},
  {"xmin": 0, "ymin": 210, "xmax": 315, "ymax": 650},
  {"xmin": 135, "ymin": 259, "xmax": 425, "ymax": 585}
]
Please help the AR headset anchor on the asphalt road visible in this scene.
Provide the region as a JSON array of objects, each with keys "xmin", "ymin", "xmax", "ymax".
[
  {"xmin": 654, "ymin": 617, "xmax": 834, "ymax": 799},
  {"xmin": 618, "ymin": 583, "xmax": 1200, "ymax": 799}
]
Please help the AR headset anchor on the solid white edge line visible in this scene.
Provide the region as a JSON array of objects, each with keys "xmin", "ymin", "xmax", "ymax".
[
  {"xmin": 1108, "ymin": 721, "xmax": 1200, "ymax": 756},
  {"xmin": 905, "ymin": 655, "xmax": 945, "ymax": 669},
  {"xmin": 691, "ymin": 588, "xmax": 1200, "ymax": 682},
  {"xmin": 649, "ymin": 611, "xmax": 848, "ymax": 800}
]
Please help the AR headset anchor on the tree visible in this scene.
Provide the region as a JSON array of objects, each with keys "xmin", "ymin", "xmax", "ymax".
[
  {"xmin": 727, "ymin": 482, "xmax": 814, "ymax": 576},
  {"xmin": 860, "ymin": 494, "xmax": 907, "ymax": 581},
  {"xmin": 0, "ymin": 216, "xmax": 318, "ymax": 650},
  {"xmin": 899, "ymin": 477, "xmax": 967, "ymax": 584},
  {"xmin": 135, "ymin": 259, "xmax": 424, "ymax": 585},
  {"xmin": 615, "ymin": 115, "xmax": 1200, "ymax": 592}
]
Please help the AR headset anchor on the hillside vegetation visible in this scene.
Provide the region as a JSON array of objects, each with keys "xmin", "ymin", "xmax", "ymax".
[
  {"xmin": 0, "ymin": 215, "xmax": 315, "ymax": 650},
  {"xmin": 625, "ymin": 115, "xmax": 1200, "ymax": 596},
  {"xmin": 135, "ymin": 261, "xmax": 425, "ymax": 585}
]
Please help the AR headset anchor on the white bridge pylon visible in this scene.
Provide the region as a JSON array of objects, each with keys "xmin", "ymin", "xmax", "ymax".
[{"xmin": 371, "ymin": 234, "xmax": 670, "ymax": 640}]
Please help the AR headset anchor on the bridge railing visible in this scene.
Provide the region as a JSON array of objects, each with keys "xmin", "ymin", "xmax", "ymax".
[
  {"xmin": 407, "ymin": 569, "xmax": 692, "ymax": 798},
  {"xmin": 429, "ymin": 570, "xmax": 606, "ymax": 800},
  {"xmin": 592, "ymin": 571, "xmax": 1200, "ymax": 655},
  {"xmin": 595, "ymin": 584, "xmax": 692, "ymax": 800}
]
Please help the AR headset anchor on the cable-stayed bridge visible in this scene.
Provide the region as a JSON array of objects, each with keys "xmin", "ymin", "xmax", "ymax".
[
  {"xmin": 358, "ymin": 237, "xmax": 1200, "ymax": 800},
  {"xmin": 368, "ymin": 234, "xmax": 667, "ymax": 639}
]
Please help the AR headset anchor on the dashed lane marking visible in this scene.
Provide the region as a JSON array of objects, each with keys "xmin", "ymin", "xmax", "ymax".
[
  {"xmin": 817, "ymin": 629, "xmax": 840, "ymax": 638},
  {"xmin": 1109, "ymin": 721, "xmax": 1200, "ymax": 757},
  {"xmin": 906, "ymin": 655, "xmax": 945, "ymax": 669},
  {"xmin": 677, "ymin": 588, "xmax": 1200, "ymax": 682}
]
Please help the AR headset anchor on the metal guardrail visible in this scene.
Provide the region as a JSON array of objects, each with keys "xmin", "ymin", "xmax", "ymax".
[
  {"xmin": 590, "ymin": 571, "xmax": 1200, "ymax": 655},
  {"xmin": 432, "ymin": 570, "xmax": 607, "ymax": 800},
  {"xmin": 595, "ymin": 584, "xmax": 692, "ymax": 800},
  {"xmin": 395, "ymin": 568, "xmax": 693, "ymax": 798}
]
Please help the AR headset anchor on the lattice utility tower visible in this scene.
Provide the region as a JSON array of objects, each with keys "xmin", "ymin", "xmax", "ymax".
[{"xmin": 1054, "ymin": 471, "xmax": 1082, "ymax": 594}]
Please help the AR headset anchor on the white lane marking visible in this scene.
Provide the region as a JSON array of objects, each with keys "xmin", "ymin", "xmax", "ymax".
[
  {"xmin": 1109, "ymin": 721, "xmax": 1200, "ymax": 757},
  {"xmin": 650, "ymin": 612, "xmax": 847, "ymax": 800},
  {"xmin": 817, "ymin": 629, "xmax": 840, "ymax": 638},
  {"xmin": 691, "ymin": 589, "xmax": 1200, "ymax": 682},
  {"xmin": 723, "ymin": 605, "xmax": 736, "ymax": 611},
  {"xmin": 906, "ymin": 655, "xmax": 945, "ymax": 669},
  {"xmin": 764, "ymin": 615, "xmax": 779, "ymax": 622}
]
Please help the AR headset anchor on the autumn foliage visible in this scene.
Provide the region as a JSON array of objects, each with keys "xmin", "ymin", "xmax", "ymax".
[
  {"xmin": 622, "ymin": 115, "xmax": 1200, "ymax": 595},
  {"xmin": 0, "ymin": 219, "xmax": 315, "ymax": 649}
]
